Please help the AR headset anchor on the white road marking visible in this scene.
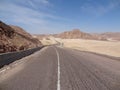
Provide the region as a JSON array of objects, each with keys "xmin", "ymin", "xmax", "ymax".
[
  {"xmin": 54, "ymin": 47, "xmax": 61, "ymax": 90},
  {"xmin": 0, "ymin": 69, "xmax": 6, "ymax": 74}
]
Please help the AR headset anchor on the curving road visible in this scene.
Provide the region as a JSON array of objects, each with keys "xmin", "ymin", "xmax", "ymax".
[{"xmin": 0, "ymin": 46, "xmax": 120, "ymax": 90}]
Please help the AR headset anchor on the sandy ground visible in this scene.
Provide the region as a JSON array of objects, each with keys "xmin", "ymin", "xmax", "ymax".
[
  {"xmin": 40, "ymin": 37, "xmax": 120, "ymax": 57},
  {"xmin": 61, "ymin": 39, "xmax": 120, "ymax": 57},
  {"xmin": 40, "ymin": 37, "xmax": 58, "ymax": 45}
]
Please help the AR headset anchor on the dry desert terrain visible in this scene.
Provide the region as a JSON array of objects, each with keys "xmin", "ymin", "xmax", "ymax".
[
  {"xmin": 40, "ymin": 37, "xmax": 120, "ymax": 57},
  {"xmin": 62, "ymin": 39, "xmax": 120, "ymax": 57}
]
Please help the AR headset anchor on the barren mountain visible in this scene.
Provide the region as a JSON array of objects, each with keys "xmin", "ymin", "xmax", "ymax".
[
  {"xmin": 0, "ymin": 21, "xmax": 42, "ymax": 53},
  {"xmin": 35, "ymin": 29, "xmax": 99, "ymax": 40},
  {"xmin": 55, "ymin": 29, "xmax": 97, "ymax": 39},
  {"xmin": 99, "ymin": 32, "xmax": 120, "ymax": 41},
  {"xmin": 35, "ymin": 29, "xmax": 120, "ymax": 41},
  {"xmin": 10, "ymin": 25, "xmax": 32, "ymax": 38}
]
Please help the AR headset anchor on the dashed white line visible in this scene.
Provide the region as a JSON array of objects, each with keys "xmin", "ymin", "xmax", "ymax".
[{"xmin": 54, "ymin": 47, "xmax": 61, "ymax": 90}]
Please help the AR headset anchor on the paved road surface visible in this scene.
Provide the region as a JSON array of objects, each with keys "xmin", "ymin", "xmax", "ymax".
[{"xmin": 0, "ymin": 46, "xmax": 120, "ymax": 90}]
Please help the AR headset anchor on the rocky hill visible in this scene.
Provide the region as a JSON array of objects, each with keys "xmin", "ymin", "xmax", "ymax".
[
  {"xmin": 35, "ymin": 29, "xmax": 99, "ymax": 40},
  {"xmin": 55, "ymin": 29, "xmax": 97, "ymax": 39},
  {"xmin": 0, "ymin": 21, "xmax": 42, "ymax": 53},
  {"xmin": 34, "ymin": 29, "xmax": 120, "ymax": 42},
  {"xmin": 99, "ymin": 32, "xmax": 120, "ymax": 41}
]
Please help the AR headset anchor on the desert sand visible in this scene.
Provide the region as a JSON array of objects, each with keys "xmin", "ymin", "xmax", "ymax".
[
  {"xmin": 40, "ymin": 37, "xmax": 120, "ymax": 57},
  {"xmin": 62, "ymin": 39, "xmax": 120, "ymax": 57}
]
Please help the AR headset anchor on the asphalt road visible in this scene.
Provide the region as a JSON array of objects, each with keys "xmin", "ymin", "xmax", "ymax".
[{"xmin": 0, "ymin": 46, "xmax": 120, "ymax": 90}]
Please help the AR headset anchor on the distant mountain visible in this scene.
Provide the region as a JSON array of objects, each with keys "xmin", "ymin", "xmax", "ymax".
[
  {"xmin": 55, "ymin": 29, "xmax": 97, "ymax": 39},
  {"xmin": 35, "ymin": 29, "xmax": 99, "ymax": 40},
  {"xmin": 35, "ymin": 29, "xmax": 120, "ymax": 41},
  {"xmin": 99, "ymin": 32, "xmax": 120, "ymax": 41},
  {"xmin": 0, "ymin": 21, "xmax": 42, "ymax": 53}
]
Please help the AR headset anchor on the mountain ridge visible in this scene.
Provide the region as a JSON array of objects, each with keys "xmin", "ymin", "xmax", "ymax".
[
  {"xmin": 0, "ymin": 21, "xmax": 42, "ymax": 53},
  {"xmin": 34, "ymin": 29, "xmax": 120, "ymax": 41}
]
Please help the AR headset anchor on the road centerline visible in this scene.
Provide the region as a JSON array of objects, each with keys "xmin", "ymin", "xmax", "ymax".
[{"xmin": 54, "ymin": 47, "xmax": 61, "ymax": 90}]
